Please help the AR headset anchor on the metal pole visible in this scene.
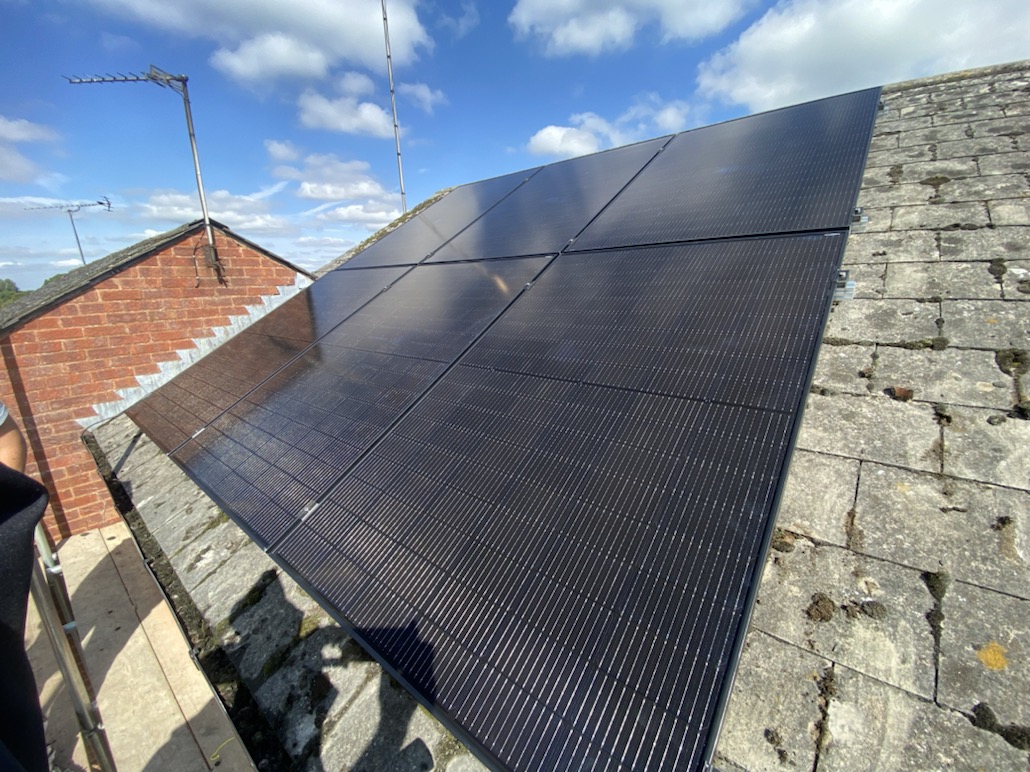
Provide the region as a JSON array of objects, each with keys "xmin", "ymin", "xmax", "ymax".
[
  {"xmin": 177, "ymin": 78, "xmax": 216, "ymax": 251},
  {"xmin": 29, "ymin": 560, "xmax": 117, "ymax": 772},
  {"xmin": 382, "ymin": 0, "xmax": 407, "ymax": 213},
  {"xmin": 33, "ymin": 523, "xmax": 85, "ymax": 653},
  {"xmin": 67, "ymin": 208, "xmax": 87, "ymax": 266}
]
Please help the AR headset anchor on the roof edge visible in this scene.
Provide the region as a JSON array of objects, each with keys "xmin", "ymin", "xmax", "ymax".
[
  {"xmin": 1, "ymin": 220, "xmax": 312, "ymax": 335},
  {"xmin": 882, "ymin": 58, "xmax": 1030, "ymax": 94}
]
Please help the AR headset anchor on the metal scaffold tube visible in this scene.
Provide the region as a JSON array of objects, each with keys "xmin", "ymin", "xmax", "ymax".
[{"xmin": 29, "ymin": 555, "xmax": 117, "ymax": 771}]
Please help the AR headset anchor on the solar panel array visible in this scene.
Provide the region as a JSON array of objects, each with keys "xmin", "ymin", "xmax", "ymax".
[{"xmin": 127, "ymin": 87, "xmax": 880, "ymax": 770}]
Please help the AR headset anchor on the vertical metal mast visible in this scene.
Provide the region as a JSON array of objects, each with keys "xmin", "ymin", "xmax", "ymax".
[
  {"xmin": 25, "ymin": 198, "xmax": 111, "ymax": 267},
  {"xmin": 382, "ymin": 0, "xmax": 407, "ymax": 213},
  {"xmin": 165, "ymin": 72, "xmax": 216, "ymax": 251}
]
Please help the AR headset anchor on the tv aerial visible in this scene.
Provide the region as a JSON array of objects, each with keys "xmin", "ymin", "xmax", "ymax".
[
  {"xmin": 24, "ymin": 197, "xmax": 112, "ymax": 266},
  {"xmin": 65, "ymin": 65, "xmax": 218, "ymax": 266}
]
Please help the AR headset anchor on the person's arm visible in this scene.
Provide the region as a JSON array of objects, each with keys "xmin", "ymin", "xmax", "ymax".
[{"xmin": 0, "ymin": 414, "xmax": 27, "ymax": 473}]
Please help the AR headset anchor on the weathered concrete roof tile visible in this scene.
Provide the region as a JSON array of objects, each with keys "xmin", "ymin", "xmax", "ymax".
[
  {"xmin": 716, "ymin": 58, "xmax": 1030, "ymax": 770},
  {"xmin": 88, "ymin": 58, "xmax": 1030, "ymax": 771}
]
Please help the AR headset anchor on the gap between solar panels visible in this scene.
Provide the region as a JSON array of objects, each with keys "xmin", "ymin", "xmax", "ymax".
[{"xmin": 126, "ymin": 87, "xmax": 881, "ymax": 771}]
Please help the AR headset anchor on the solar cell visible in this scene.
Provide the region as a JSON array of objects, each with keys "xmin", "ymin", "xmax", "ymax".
[
  {"xmin": 127, "ymin": 86, "xmax": 881, "ymax": 770},
  {"xmin": 276, "ymin": 366, "xmax": 796, "ymax": 770},
  {"xmin": 463, "ymin": 234, "xmax": 845, "ymax": 411},
  {"xmin": 127, "ymin": 267, "xmax": 407, "ymax": 452},
  {"xmin": 319, "ymin": 259, "xmax": 549, "ymax": 360},
  {"xmin": 571, "ymin": 88, "xmax": 881, "ymax": 251},
  {"xmin": 164, "ymin": 258, "xmax": 547, "ymax": 546},
  {"xmin": 427, "ymin": 137, "xmax": 668, "ymax": 262},
  {"xmin": 340, "ymin": 168, "xmax": 537, "ymax": 269}
]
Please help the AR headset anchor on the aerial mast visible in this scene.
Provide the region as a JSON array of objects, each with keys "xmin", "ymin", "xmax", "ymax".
[
  {"xmin": 382, "ymin": 0, "xmax": 407, "ymax": 213},
  {"xmin": 24, "ymin": 198, "xmax": 111, "ymax": 266},
  {"xmin": 66, "ymin": 66, "xmax": 218, "ymax": 263}
]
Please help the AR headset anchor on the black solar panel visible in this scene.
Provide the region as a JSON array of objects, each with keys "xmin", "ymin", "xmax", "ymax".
[
  {"xmin": 571, "ymin": 88, "xmax": 881, "ymax": 251},
  {"xmin": 427, "ymin": 138, "xmax": 668, "ymax": 262},
  {"xmin": 163, "ymin": 258, "xmax": 548, "ymax": 546},
  {"xmin": 276, "ymin": 366, "xmax": 796, "ymax": 770},
  {"xmin": 127, "ymin": 86, "xmax": 881, "ymax": 770},
  {"xmin": 340, "ymin": 169, "xmax": 537, "ymax": 269},
  {"xmin": 463, "ymin": 235, "xmax": 844, "ymax": 411},
  {"xmin": 127, "ymin": 268, "xmax": 407, "ymax": 452}
]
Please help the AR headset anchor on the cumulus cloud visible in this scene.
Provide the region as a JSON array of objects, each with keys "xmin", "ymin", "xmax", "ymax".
[
  {"xmin": 338, "ymin": 71, "xmax": 376, "ymax": 96},
  {"xmin": 0, "ymin": 146, "xmax": 43, "ymax": 184},
  {"xmin": 509, "ymin": 0, "xmax": 752, "ymax": 56},
  {"xmin": 139, "ymin": 188, "xmax": 290, "ymax": 232},
  {"xmin": 527, "ymin": 125, "xmax": 601, "ymax": 158},
  {"xmin": 439, "ymin": 1, "xmax": 480, "ymax": 38},
  {"xmin": 81, "ymin": 0, "xmax": 432, "ymax": 81},
  {"xmin": 211, "ymin": 33, "xmax": 330, "ymax": 82},
  {"xmin": 698, "ymin": 0, "xmax": 1030, "ymax": 112},
  {"xmin": 274, "ymin": 153, "xmax": 393, "ymax": 202},
  {"xmin": 527, "ymin": 94, "xmax": 692, "ymax": 158},
  {"xmin": 298, "ymin": 90, "xmax": 394, "ymax": 137},
  {"xmin": 316, "ymin": 202, "xmax": 401, "ymax": 231},
  {"xmin": 0, "ymin": 116, "xmax": 59, "ymax": 144},
  {"xmin": 0, "ymin": 116, "xmax": 60, "ymax": 185},
  {"xmin": 264, "ymin": 139, "xmax": 301, "ymax": 163},
  {"xmin": 398, "ymin": 82, "xmax": 447, "ymax": 114}
]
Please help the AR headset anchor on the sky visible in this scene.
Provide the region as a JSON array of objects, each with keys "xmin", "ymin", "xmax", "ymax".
[{"xmin": 2, "ymin": 0, "xmax": 1029, "ymax": 290}]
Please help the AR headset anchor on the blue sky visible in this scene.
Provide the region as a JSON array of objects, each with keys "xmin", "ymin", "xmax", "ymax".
[{"xmin": 2, "ymin": 0, "xmax": 1029, "ymax": 289}]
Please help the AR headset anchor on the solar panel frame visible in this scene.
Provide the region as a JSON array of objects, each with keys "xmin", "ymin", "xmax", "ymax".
[
  {"xmin": 570, "ymin": 88, "xmax": 881, "ymax": 251},
  {"xmin": 270, "ymin": 230, "xmax": 850, "ymax": 770},
  {"xmin": 425, "ymin": 137, "xmax": 669, "ymax": 263},
  {"xmin": 150, "ymin": 258, "xmax": 549, "ymax": 547},
  {"xmin": 338, "ymin": 168, "xmax": 539, "ymax": 269},
  {"xmin": 126, "ymin": 86, "xmax": 882, "ymax": 771},
  {"xmin": 127, "ymin": 267, "xmax": 407, "ymax": 452}
]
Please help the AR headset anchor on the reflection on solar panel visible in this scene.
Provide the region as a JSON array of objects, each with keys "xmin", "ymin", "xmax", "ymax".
[
  {"xmin": 571, "ymin": 88, "xmax": 881, "ymax": 251},
  {"xmin": 340, "ymin": 168, "xmax": 537, "ymax": 269},
  {"xmin": 426, "ymin": 137, "xmax": 668, "ymax": 262},
  {"xmin": 129, "ymin": 87, "xmax": 880, "ymax": 770},
  {"xmin": 128, "ymin": 267, "xmax": 408, "ymax": 452},
  {"xmin": 463, "ymin": 236, "xmax": 845, "ymax": 411},
  {"xmin": 162, "ymin": 258, "xmax": 547, "ymax": 547}
]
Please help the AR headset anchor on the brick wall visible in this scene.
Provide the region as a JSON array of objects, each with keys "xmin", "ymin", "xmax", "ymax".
[{"xmin": 0, "ymin": 228, "xmax": 304, "ymax": 538}]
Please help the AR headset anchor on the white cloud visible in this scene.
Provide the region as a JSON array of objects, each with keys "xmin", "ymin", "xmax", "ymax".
[
  {"xmin": 527, "ymin": 94, "xmax": 692, "ymax": 158},
  {"xmin": 398, "ymin": 82, "xmax": 447, "ymax": 114},
  {"xmin": 275, "ymin": 153, "xmax": 392, "ymax": 202},
  {"xmin": 264, "ymin": 139, "xmax": 300, "ymax": 162},
  {"xmin": 439, "ymin": 1, "xmax": 480, "ymax": 38},
  {"xmin": 0, "ymin": 116, "xmax": 59, "ymax": 144},
  {"xmin": 698, "ymin": 0, "xmax": 1030, "ymax": 112},
  {"xmin": 296, "ymin": 235, "xmax": 352, "ymax": 247},
  {"xmin": 100, "ymin": 32, "xmax": 140, "ymax": 53},
  {"xmin": 51, "ymin": 258, "xmax": 85, "ymax": 268},
  {"xmin": 527, "ymin": 125, "xmax": 601, "ymax": 158},
  {"xmin": 0, "ymin": 146, "xmax": 42, "ymax": 184},
  {"xmin": 316, "ymin": 202, "xmax": 401, "ymax": 231},
  {"xmin": 139, "ymin": 188, "xmax": 290, "ymax": 233},
  {"xmin": 338, "ymin": 71, "xmax": 376, "ymax": 96},
  {"xmin": 0, "ymin": 116, "xmax": 60, "ymax": 186},
  {"xmin": 82, "ymin": 0, "xmax": 432, "ymax": 78},
  {"xmin": 509, "ymin": 0, "xmax": 752, "ymax": 56},
  {"xmin": 211, "ymin": 33, "xmax": 330, "ymax": 82},
  {"xmin": 298, "ymin": 90, "xmax": 393, "ymax": 138}
]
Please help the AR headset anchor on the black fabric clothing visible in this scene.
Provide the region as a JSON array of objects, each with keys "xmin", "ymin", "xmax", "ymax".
[{"xmin": 0, "ymin": 464, "xmax": 50, "ymax": 771}]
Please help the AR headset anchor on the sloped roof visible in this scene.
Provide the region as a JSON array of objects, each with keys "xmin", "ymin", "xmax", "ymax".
[
  {"xmin": 88, "ymin": 59, "xmax": 1030, "ymax": 771},
  {"xmin": 0, "ymin": 219, "xmax": 312, "ymax": 334}
]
